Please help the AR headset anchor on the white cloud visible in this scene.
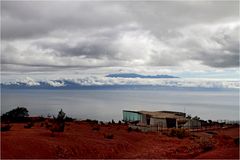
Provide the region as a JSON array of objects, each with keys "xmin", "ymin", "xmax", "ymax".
[
  {"xmin": 20, "ymin": 77, "xmax": 40, "ymax": 86},
  {"xmin": 2, "ymin": 75, "xmax": 239, "ymax": 89},
  {"xmin": 47, "ymin": 80, "xmax": 65, "ymax": 87},
  {"xmin": 68, "ymin": 76, "xmax": 240, "ymax": 89}
]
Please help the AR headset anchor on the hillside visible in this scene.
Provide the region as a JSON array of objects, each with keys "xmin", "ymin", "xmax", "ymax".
[{"xmin": 1, "ymin": 122, "xmax": 239, "ymax": 159}]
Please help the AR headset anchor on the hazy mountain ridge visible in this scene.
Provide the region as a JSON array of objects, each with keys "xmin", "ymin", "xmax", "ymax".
[{"xmin": 106, "ymin": 73, "xmax": 179, "ymax": 78}]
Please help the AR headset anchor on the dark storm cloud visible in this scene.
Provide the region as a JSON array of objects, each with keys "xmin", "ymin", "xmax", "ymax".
[
  {"xmin": 122, "ymin": 1, "xmax": 239, "ymax": 38},
  {"xmin": 185, "ymin": 23, "xmax": 239, "ymax": 68},
  {"xmin": 1, "ymin": 1, "xmax": 132, "ymax": 40},
  {"xmin": 2, "ymin": 1, "xmax": 238, "ymax": 40},
  {"xmin": 35, "ymin": 37, "xmax": 116, "ymax": 59},
  {"xmin": 1, "ymin": 0, "xmax": 239, "ymax": 72},
  {"xmin": 199, "ymin": 38, "xmax": 239, "ymax": 68},
  {"xmin": 200, "ymin": 52, "xmax": 239, "ymax": 68}
]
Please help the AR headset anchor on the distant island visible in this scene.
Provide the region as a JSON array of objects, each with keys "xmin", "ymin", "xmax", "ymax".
[{"xmin": 106, "ymin": 73, "xmax": 179, "ymax": 79}]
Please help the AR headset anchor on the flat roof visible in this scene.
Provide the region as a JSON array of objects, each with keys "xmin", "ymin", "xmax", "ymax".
[
  {"xmin": 140, "ymin": 111, "xmax": 185, "ymax": 119},
  {"xmin": 123, "ymin": 110, "xmax": 186, "ymax": 119},
  {"xmin": 122, "ymin": 110, "xmax": 141, "ymax": 114}
]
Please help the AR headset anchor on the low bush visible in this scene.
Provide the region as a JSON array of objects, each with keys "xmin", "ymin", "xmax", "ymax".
[
  {"xmin": 127, "ymin": 127, "xmax": 132, "ymax": 132},
  {"xmin": 1, "ymin": 124, "xmax": 12, "ymax": 132},
  {"xmin": 234, "ymin": 137, "xmax": 239, "ymax": 145},
  {"xmin": 92, "ymin": 125, "xmax": 100, "ymax": 131},
  {"xmin": 104, "ymin": 133, "xmax": 114, "ymax": 139},
  {"xmin": 65, "ymin": 116, "xmax": 75, "ymax": 122},
  {"xmin": 51, "ymin": 109, "xmax": 65, "ymax": 132},
  {"xmin": 47, "ymin": 109, "xmax": 66, "ymax": 136},
  {"xmin": 134, "ymin": 128, "xmax": 141, "ymax": 132},
  {"xmin": 45, "ymin": 121, "xmax": 52, "ymax": 129},
  {"xmin": 199, "ymin": 138, "xmax": 214, "ymax": 152},
  {"xmin": 1, "ymin": 107, "xmax": 29, "ymax": 123},
  {"xmin": 24, "ymin": 121, "xmax": 34, "ymax": 128},
  {"xmin": 169, "ymin": 128, "xmax": 177, "ymax": 136},
  {"xmin": 40, "ymin": 122, "xmax": 44, "ymax": 127},
  {"xmin": 85, "ymin": 119, "xmax": 98, "ymax": 124},
  {"xmin": 162, "ymin": 130, "xmax": 169, "ymax": 136},
  {"xmin": 127, "ymin": 127, "xmax": 141, "ymax": 132},
  {"xmin": 169, "ymin": 128, "xmax": 188, "ymax": 139},
  {"xmin": 37, "ymin": 116, "xmax": 45, "ymax": 122},
  {"xmin": 111, "ymin": 119, "xmax": 115, "ymax": 124},
  {"xmin": 99, "ymin": 121, "xmax": 105, "ymax": 125}
]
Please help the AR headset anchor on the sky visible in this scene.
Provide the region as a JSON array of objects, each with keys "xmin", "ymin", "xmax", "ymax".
[{"xmin": 1, "ymin": 1, "xmax": 239, "ymax": 87}]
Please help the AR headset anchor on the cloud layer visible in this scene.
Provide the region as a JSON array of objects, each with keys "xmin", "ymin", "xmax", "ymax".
[
  {"xmin": 3, "ymin": 76, "xmax": 239, "ymax": 89},
  {"xmin": 1, "ymin": 1, "xmax": 239, "ymax": 81}
]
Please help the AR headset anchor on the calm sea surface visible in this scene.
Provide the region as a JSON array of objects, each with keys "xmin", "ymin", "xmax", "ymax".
[{"xmin": 1, "ymin": 89, "xmax": 239, "ymax": 121}]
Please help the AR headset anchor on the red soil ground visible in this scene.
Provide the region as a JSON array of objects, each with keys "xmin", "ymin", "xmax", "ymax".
[{"xmin": 1, "ymin": 122, "xmax": 239, "ymax": 159}]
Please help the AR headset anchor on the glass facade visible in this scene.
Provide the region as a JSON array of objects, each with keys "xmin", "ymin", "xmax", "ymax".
[{"xmin": 123, "ymin": 110, "xmax": 141, "ymax": 122}]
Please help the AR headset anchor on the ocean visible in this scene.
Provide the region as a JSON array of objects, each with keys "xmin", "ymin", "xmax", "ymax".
[{"xmin": 1, "ymin": 89, "xmax": 239, "ymax": 121}]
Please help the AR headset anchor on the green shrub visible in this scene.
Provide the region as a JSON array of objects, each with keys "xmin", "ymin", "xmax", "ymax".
[
  {"xmin": 49, "ymin": 109, "xmax": 66, "ymax": 136},
  {"xmin": 1, "ymin": 107, "xmax": 29, "ymax": 123}
]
